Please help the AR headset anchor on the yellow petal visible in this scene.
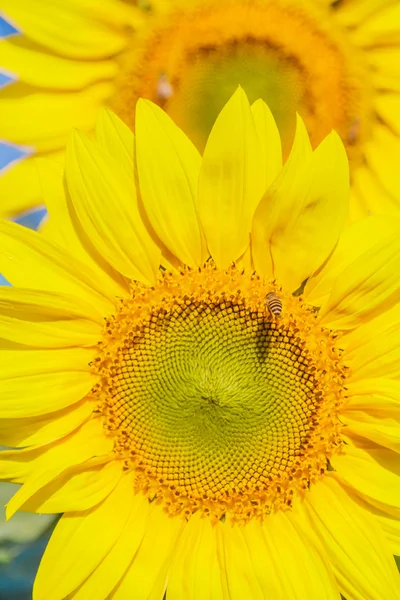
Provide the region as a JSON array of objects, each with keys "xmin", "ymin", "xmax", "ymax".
[
  {"xmin": 279, "ymin": 131, "xmax": 349, "ymax": 289},
  {"xmin": 95, "ymin": 108, "xmax": 134, "ymax": 179},
  {"xmin": 235, "ymin": 246, "xmax": 254, "ymax": 273},
  {"xmin": 346, "ymin": 378, "xmax": 400, "ymax": 414},
  {"xmin": 111, "ymin": 503, "xmax": 184, "ymax": 600},
  {"xmin": 341, "ymin": 412, "xmax": 400, "ymax": 453},
  {"xmin": 136, "ymin": 99, "xmax": 205, "ymax": 267},
  {"xmin": 319, "ymin": 231, "xmax": 400, "ymax": 330},
  {"xmin": 0, "ymin": 37, "xmax": 118, "ymax": 89},
  {"xmin": 342, "ymin": 303, "xmax": 400, "ymax": 380},
  {"xmin": 5, "ymin": 417, "xmax": 113, "ymax": 519},
  {"xmin": 36, "ymin": 156, "xmax": 129, "ymax": 298},
  {"xmin": 335, "ymin": 0, "xmax": 395, "ymax": 27},
  {"xmin": 368, "ymin": 47, "xmax": 400, "ymax": 92},
  {"xmin": 351, "ymin": 165, "xmax": 400, "ymax": 219},
  {"xmin": 0, "ymin": 346, "xmax": 94, "ymax": 418},
  {"xmin": 72, "ymin": 492, "xmax": 150, "ymax": 600},
  {"xmin": 352, "ymin": 2, "xmax": 400, "ymax": 46},
  {"xmin": 33, "ymin": 472, "xmax": 136, "ymax": 600},
  {"xmin": 1, "ymin": 0, "xmax": 135, "ymax": 59},
  {"xmin": 368, "ymin": 47, "xmax": 400, "ymax": 77},
  {"xmin": 95, "ymin": 108, "xmax": 185, "ymax": 273},
  {"xmin": 0, "ymin": 415, "xmax": 110, "ymax": 484},
  {"xmin": 0, "ymin": 286, "xmax": 101, "ymax": 348},
  {"xmin": 372, "ymin": 71, "xmax": 400, "ymax": 93},
  {"xmin": 0, "ymin": 220, "xmax": 116, "ymax": 314},
  {"xmin": 0, "ymin": 399, "xmax": 94, "ymax": 448},
  {"xmin": 252, "ymin": 113, "xmax": 312, "ymax": 280},
  {"xmin": 364, "ymin": 125, "xmax": 400, "ymax": 204},
  {"xmin": 0, "ymin": 156, "xmax": 43, "ymax": 219},
  {"xmin": 0, "ymin": 82, "xmax": 114, "ymax": 152},
  {"xmin": 218, "ymin": 512, "xmax": 339, "ymax": 600},
  {"xmin": 22, "ymin": 460, "xmax": 122, "ymax": 514},
  {"xmin": 348, "ymin": 188, "xmax": 370, "ymax": 222},
  {"xmin": 375, "ymin": 93, "xmax": 400, "ymax": 136},
  {"xmin": 0, "ymin": 286, "xmax": 103, "ymax": 323},
  {"xmin": 306, "ymin": 216, "xmax": 400, "ymax": 305},
  {"xmin": 331, "ymin": 443, "xmax": 400, "ymax": 518},
  {"xmin": 167, "ymin": 512, "xmax": 224, "ymax": 600},
  {"xmin": 95, "ymin": 109, "xmax": 185, "ymax": 274},
  {"xmin": 0, "ymin": 449, "xmax": 41, "ymax": 486},
  {"xmin": 66, "ymin": 130, "xmax": 161, "ymax": 284},
  {"xmin": 253, "ymin": 124, "xmax": 348, "ymax": 291},
  {"xmin": 251, "ymin": 99, "xmax": 282, "ymax": 191},
  {"xmin": 374, "ymin": 509, "xmax": 400, "ymax": 556},
  {"xmin": 301, "ymin": 477, "xmax": 400, "ymax": 600},
  {"xmin": 341, "ymin": 298, "xmax": 400, "ymax": 353},
  {"xmin": 198, "ymin": 87, "xmax": 263, "ymax": 268},
  {"xmin": 351, "ymin": 495, "xmax": 400, "ymax": 557}
]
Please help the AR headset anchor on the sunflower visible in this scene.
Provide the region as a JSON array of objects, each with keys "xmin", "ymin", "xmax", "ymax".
[
  {"xmin": 1, "ymin": 89, "xmax": 400, "ymax": 599},
  {"xmin": 118, "ymin": 0, "xmax": 400, "ymax": 221},
  {"xmin": 2, "ymin": 0, "xmax": 400, "ymax": 221}
]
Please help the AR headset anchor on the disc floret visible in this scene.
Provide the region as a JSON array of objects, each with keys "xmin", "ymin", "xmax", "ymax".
[{"xmin": 92, "ymin": 264, "xmax": 347, "ymax": 523}]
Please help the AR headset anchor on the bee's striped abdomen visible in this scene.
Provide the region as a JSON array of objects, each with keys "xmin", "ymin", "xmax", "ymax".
[{"xmin": 265, "ymin": 292, "xmax": 282, "ymax": 316}]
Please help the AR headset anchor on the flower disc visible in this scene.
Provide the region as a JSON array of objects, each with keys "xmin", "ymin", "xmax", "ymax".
[{"xmin": 94, "ymin": 265, "xmax": 346, "ymax": 522}]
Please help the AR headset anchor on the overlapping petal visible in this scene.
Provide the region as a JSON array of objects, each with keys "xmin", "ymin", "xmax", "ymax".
[
  {"xmin": 0, "ymin": 83, "xmax": 114, "ymax": 152},
  {"xmin": 218, "ymin": 513, "xmax": 339, "ymax": 599},
  {"xmin": 66, "ymin": 130, "xmax": 161, "ymax": 284},
  {"xmin": 198, "ymin": 87, "xmax": 263, "ymax": 268},
  {"xmin": 110, "ymin": 503, "xmax": 184, "ymax": 600},
  {"xmin": 167, "ymin": 513, "xmax": 224, "ymax": 600},
  {"xmin": 0, "ymin": 399, "xmax": 94, "ymax": 449},
  {"xmin": 251, "ymin": 99, "xmax": 282, "ymax": 192},
  {"xmin": 22, "ymin": 460, "xmax": 123, "ymax": 515},
  {"xmin": 1, "ymin": 0, "xmax": 137, "ymax": 59},
  {"xmin": 252, "ymin": 114, "xmax": 311, "ymax": 280},
  {"xmin": 71, "ymin": 490, "xmax": 150, "ymax": 600},
  {"xmin": 0, "ymin": 220, "xmax": 117, "ymax": 312},
  {"xmin": 0, "ymin": 38, "xmax": 118, "ymax": 89},
  {"xmin": 298, "ymin": 478, "xmax": 400, "ymax": 600},
  {"xmin": 252, "ymin": 122, "xmax": 348, "ymax": 290},
  {"xmin": 306, "ymin": 216, "xmax": 400, "ymax": 305},
  {"xmin": 0, "ymin": 346, "xmax": 94, "ymax": 419},
  {"xmin": 319, "ymin": 231, "xmax": 400, "ymax": 329},
  {"xmin": 33, "ymin": 472, "xmax": 138, "ymax": 600},
  {"xmin": 135, "ymin": 99, "xmax": 205, "ymax": 267},
  {"xmin": 0, "ymin": 286, "xmax": 101, "ymax": 347},
  {"xmin": 331, "ymin": 443, "xmax": 400, "ymax": 518},
  {"xmin": 94, "ymin": 108, "xmax": 134, "ymax": 178}
]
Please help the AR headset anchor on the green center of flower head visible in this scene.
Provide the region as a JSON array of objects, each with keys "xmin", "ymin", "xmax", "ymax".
[
  {"xmin": 115, "ymin": 0, "xmax": 371, "ymax": 161},
  {"xmin": 93, "ymin": 266, "xmax": 346, "ymax": 523},
  {"xmin": 166, "ymin": 41, "xmax": 303, "ymax": 154}
]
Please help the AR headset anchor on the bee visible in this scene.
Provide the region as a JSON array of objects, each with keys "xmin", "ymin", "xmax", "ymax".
[{"xmin": 265, "ymin": 292, "xmax": 282, "ymax": 317}]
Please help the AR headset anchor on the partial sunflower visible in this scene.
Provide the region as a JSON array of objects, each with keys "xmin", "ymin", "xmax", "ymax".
[
  {"xmin": 0, "ymin": 88, "xmax": 400, "ymax": 599},
  {"xmin": 117, "ymin": 0, "xmax": 400, "ymax": 221},
  {"xmin": 2, "ymin": 0, "xmax": 400, "ymax": 221}
]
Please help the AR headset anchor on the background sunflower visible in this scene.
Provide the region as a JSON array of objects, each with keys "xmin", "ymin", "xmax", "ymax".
[{"xmin": 1, "ymin": 0, "xmax": 400, "ymax": 219}]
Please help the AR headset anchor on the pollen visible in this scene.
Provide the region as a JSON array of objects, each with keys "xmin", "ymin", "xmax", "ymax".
[{"xmin": 92, "ymin": 264, "xmax": 347, "ymax": 523}]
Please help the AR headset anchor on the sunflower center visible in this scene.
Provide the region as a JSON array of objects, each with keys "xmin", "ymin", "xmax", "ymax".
[
  {"xmin": 113, "ymin": 0, "xmax": 371, "ymax": 161},
  {"xmin": 93, "ymin": 266, "xmax": 346, "ymax": 523}
]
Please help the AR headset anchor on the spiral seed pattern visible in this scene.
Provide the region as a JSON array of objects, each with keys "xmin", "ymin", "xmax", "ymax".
[{"xmin": 93, "ymin": 265, "xmax": 346, "ymax": 522}]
